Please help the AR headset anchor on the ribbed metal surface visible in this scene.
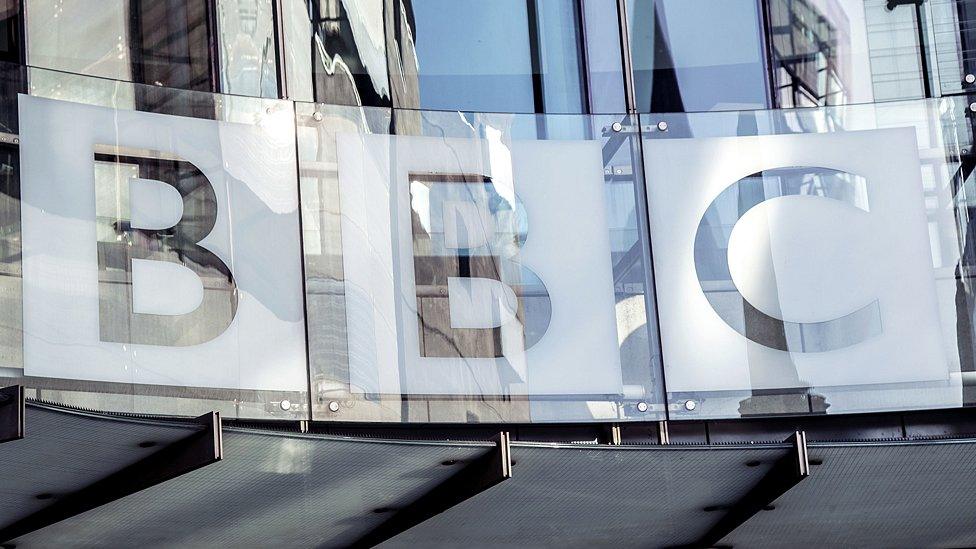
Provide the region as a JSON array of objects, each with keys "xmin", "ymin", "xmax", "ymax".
[
  {"xmin": 723, "ymin": 440, "xmax": 976, "ymax": 548},
  {"xmin": 12, "ymin": 409, "xmax": 976, "ymax": 548},
  {"xmin": 0, "ymin": 404, "xmax": 199, "ymax": 529},
  {"xmin": 11, "ymin": 426, "xmax": 491, "ymax": 548},
  {"xmin": 382, "ymin": 442, "xmax": 791, "ymax": 548}
]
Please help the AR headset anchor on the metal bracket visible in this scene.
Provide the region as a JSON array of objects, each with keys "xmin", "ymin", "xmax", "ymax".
[
  {"xmin": 693, "ymin": 431, "xmax": 809, "ymax": 548},
  {"xmin": 600, "ymin": 424, "xmax": 622, "ymax": 445},
  {"xmin": 0, "ymin": 385, "xmax": 24, "ymax": 444},
  {"xmin": 0, "ymin": 411, "xmax": 222, "ymax": 544},
  {"xmin": 351, "ymin": 432, "xmax": 513, "ymax": 548},
  {"xmin": 658, "ymin": 420, "xmax": 671, "ymax": 445}
]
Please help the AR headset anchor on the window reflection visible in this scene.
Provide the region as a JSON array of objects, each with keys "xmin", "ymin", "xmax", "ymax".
[
  {"xmin": 307, "ymin": 0, "xmax": 390, "ymax": 107},
  {"xmin": 627, "ymin": 0, "xmax": 770, "ymax": 112},
  {"xmin": 0, "ymin": 1, "xmax": 20, "ymax": 132},
  {"xmin": 0, "ymin": 142, "xmax": 20, "ymax": 378},
  {"xmin": 396, "ymin": 0, "xmax": 586, "ymax": 113},
  {"xmin": 768, "ymin": 0, "xmax": 927, "ymax": 107},
  {"xmin": 931, "ymin": 0, "xmax": 976, "ymax": 95},
  {"xmin": 216, "ymin": 0, "xmax": 280, "ymax": 98},
  {"xmin": 25, "ymin": 0, "xmax": 216, "ymax": 109}
]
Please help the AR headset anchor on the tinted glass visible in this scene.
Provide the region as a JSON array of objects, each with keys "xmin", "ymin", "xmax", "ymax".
[
  {"xmin": 581, "ymin": 0, "xmax": 627, "ymax": 113},
  {"xmin": 397, "ymin": 0, "xmax": 586, "ymax": 113},
  {"xmin": 627, "ymin": 0, "xmax": 770, "ymax": 112},
  {"xmin": 768, "ymin": 0, "xmax": 928, "ymax": 107}
]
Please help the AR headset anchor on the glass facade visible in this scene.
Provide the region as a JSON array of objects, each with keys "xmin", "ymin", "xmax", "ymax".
[
  {"xmin": 298, "ymin": 105, "xmax": 661, "ymax": 421},
  {"xmin": 644, "ymin": 98, "xmax": 974, "ymax": 418},
  {"xmin": 1, "ymin": 1, "xmax": 976, "ymax": 423}
]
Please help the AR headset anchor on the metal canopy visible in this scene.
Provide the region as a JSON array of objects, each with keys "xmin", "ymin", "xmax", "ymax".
[
  {"xmin": 383, "ymin": 442, "xmax": 795, "ymax": 548},
  {"xmin": 351, "ymin": 432, "xmax": 512, "ymax": 548},
  {"xmin": 6, "ymin": 416, "xmax": 496, "ymax": 548},
  {"xmin": 0, "ymin": 402, "xmax": 220, "ymax": 544},
  {"xmin": 723, "ymin": 440, "xmax": 976, "ymax": 548},
  {"xmin": 7, "ymin": 406, "xmax": 976, "ymax": 548},
  {"xmin": 694, "ymin": 432, "xmax": 810, "ymax": 548}
]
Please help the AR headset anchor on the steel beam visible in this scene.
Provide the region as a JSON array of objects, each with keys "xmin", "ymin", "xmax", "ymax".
[
  {"xmin": 694, "ymin": 431, "xmax": 810, "ymax": 548},
  {"xmin": 0, "ymin": 385, "xmax": 23, "ymax": 444},
  {"xmin": 0, "ymin": 411, "xmax": 222, "ymax": 543},
  {"xmin": 350, "ymin": 432, "xmax": 513, "ymax": 548}
]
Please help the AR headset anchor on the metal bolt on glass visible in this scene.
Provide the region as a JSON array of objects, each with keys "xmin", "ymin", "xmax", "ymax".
[
  {"xmin": 611, "ymin": 121, "xmax": 623, "ymax": 132},
  {"xmin": 636, "ymin": 401, "xmax": 648, "ymax": 413},
  {"xmin": 969, "ymin": 102, "xmax": 976, "ymax": 113},
  {"xmin": 966, "ymin": 73, "xmax": 976, "ymax": 84},
  {"xmin": 312, "ymin": 112, "xmax": 324, "ymax": 122},
  {"xmin": 279, "ymin": 400, "xmax": 291, "ymax": 411},
  {"xmin": 328, "ymin": 401, "xmax": 340, "ymax": 412},
  {"xmin": 684, "ymin": 400, "xmax": 697, "ymax": 411},
  {"xmin": 657, "ymin": 121, "xmax": 668, "ymax": 132}
]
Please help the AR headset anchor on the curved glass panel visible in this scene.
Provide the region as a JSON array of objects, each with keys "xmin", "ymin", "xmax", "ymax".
[
  {"xmin": 0, "ymin": 64, "xmax": 308, "ymax": 419},
  {"xmin": 643, "ymin": 97, "xmax": 976, "ymax": 418},
  {"xmin": 299, "ymin": 104, "xmax": 664, "ymax": 422}
]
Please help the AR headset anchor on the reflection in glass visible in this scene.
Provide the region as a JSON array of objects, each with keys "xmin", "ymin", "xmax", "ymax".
[
  {"xmin": 26, "ymin": 0, "xmax": 215, "ymax": 91},
  {"xmin": 94, "ymin": 151, "xmax": 237, "ymax": 347},
  {"xmin": 0, "ymin": 1, "xmax": 22, "ymax": 132},
  {"xmin": 216, "ymin": 0, "xmax": 280, "ymax": 98},
  {"xmin": 408, "ymin": 173, "xmax": 551, "ymax": 361},
  {"xmin": 931, "ymin": 0, "xmax": 976, "ymax": 95},
  {"xmin": 0, "ymin": 142, "xmax": 20, "ymax": 379},
  {"xmin": 627, "ymin": 0, "xmax": 769, "ymax": 112},
  {"xmin": 580, "ymin": 0, "xmax": 627, "ymax": 113},
  {"xmin": 767, "ymin": 0, "xmax": 927, "ymax": 107},
  {"xmin": 282, "ymin": 0, "xmax": 390, "ymax": 106},
  {"xmin": 396, "ymin": 0, "xmax": 586, "ymax": 113}
]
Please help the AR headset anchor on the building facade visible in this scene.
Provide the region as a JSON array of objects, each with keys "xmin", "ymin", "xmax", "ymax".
[{"xmin": 3, "ymin": 1, "xmax": 976, "ymax": 546}]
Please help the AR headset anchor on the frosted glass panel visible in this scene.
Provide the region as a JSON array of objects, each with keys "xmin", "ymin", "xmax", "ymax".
[
  {"xmin": 643, "ymin": 99, "xmax": 974, "ymax": 419},
  {"xmin": 299, "ymin": 105, "xmax": 664, "ymax": 422}
]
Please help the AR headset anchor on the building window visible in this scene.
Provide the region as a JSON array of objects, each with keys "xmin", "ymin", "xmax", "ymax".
[
  {"xmin": 394, "ymin": 0, "xmax": 587, "ymax": 113},
  {"xmin": 627, "ymin": 0, "xmax": 770, "ymax": 112},
  {"xmin": 767, "ymin": 0, "xmax": 927, "ymax": 108}
]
